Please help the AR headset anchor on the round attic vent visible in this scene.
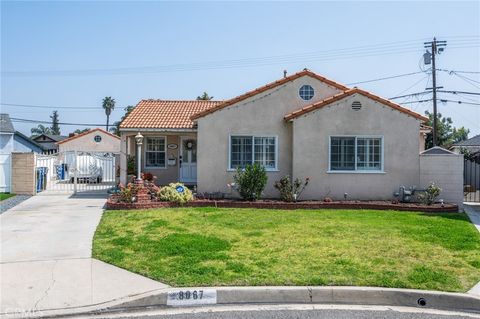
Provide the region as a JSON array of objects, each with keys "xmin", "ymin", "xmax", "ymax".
[{"xmin": 351, "ymin": 101, "xmax": 362, "ymax": 110}]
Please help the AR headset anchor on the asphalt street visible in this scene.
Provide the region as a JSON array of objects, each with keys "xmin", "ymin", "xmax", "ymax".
[{"xmin": 77, "ymin": 304, "xmax": 480, "ymax": 319}]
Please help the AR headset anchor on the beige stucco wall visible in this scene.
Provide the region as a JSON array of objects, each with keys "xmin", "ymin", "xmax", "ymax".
[
  {"xmin": 419, "ymin": 153, "xmax": 464, "ymax": 210},
  {"xmin": 59, "ymin": 130, "xmax": 120, "ymax": 153},
  {"xmin": 292, "ymin": 93, "xmax": 422, "ymax": 200},
  {"xmin": 11, "ymin": 152, "xmax": 36, "ymax": 195},
  {"xmin": 196, "ymin": 74, "xmax": 343, "ymax": 197},
  {"xmin": 120, "ymin": 131, "xmax": 196, "ymax": 185}
]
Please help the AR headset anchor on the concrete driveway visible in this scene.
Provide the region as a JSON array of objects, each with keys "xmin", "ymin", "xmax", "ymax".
[{"xmin": 1, "ymin": 193, "xmax": 167, "ymax": 314}]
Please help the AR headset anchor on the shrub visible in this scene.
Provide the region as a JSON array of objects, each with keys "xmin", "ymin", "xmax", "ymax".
[
  {"xmin": 418, "ymin": 182, "xmax": 442, "ymax": 205},
  {"xmin": 127, "ymin": 155, "xmax": 136, "ymax": 175},
  {"xmin": 141, "ymin": 172, "xmax": 155, "ymax": 181},
  {"xmin": 118, "ymin": 183, "xmax": 139, "ymax": 203},
  {"xmin": 158, "ymin": 183, "xmax": 193, "ymax": 204},
  {"xmin": 274, "ymin": 175, "xmax": 310, "ymax": 202},
  {"xmin": 233, "ymin": 163, "xmax": 267, "ymax": 201}
]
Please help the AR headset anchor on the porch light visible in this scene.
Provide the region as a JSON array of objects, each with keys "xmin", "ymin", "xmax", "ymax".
[
  {"xmin": 135, "ymin": 132, "xmax": 144, "ymax": 145},
  {"xmin": 135, "ymin": 132, "xmax": 144, "ymax": 181}
]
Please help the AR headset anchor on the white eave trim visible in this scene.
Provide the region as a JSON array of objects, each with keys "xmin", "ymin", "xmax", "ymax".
[{"xmin": 120, "ymin": 128, "xmax": 197, "ymax": 132}]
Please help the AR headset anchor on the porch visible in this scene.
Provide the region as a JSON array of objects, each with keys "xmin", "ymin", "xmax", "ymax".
[{"xmin": 120, "ymin": 131, "xmax": 198, "ymax": 186}]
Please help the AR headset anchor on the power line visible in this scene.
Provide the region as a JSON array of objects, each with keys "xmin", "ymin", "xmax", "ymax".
[
  {"xmin": 2, "ymin": 39, "xmax": 478, "ymax": 77},
  {"xmin": 346, "ymin": 70, "xmax": 427, "ymax": 85},
  {"xmin": 389, "ymin": 91, "xmax": 430, "ymax": 100},
  {"xmin": 400, "ymin": 98, "xmax": 480, "ymax": 106},
  {"xmin": 437, "ymin": 69, "xmax": 480, "ymax": 74},
  {"xmin": 10, "ymin": 117, "xmax": 106, "ymax": 126},
  {"xmin": 437, "ymin": 90, "xmax": 480, "ymax": 95},
  {"xmin": 452, "ymin": 73, "xmax": 480, "ymax": 90},
  {"xmin": 392, "ymin": 75, "xmax": 430, "ymax": 97},
  {"xmin": 1, "ymin": 102, "xmax": 100, "ymax": 110},
  {"xmin": 440, "ymin": 99, "xmax": 480, "ymax": 106}
]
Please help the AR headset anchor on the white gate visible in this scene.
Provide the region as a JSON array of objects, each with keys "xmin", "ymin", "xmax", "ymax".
[{"xmin": 35, "ymin": 151, "xmax": 118, "ymax": 194}]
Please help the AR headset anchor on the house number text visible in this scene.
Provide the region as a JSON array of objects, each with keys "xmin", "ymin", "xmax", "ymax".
[{"xmin": 166, "ymin": 289, "xmax": 217, "ymax": 306}]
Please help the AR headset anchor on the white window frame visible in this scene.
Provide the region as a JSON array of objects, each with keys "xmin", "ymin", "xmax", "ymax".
[
  {"xmin": 299, "ymin": 84, "xmax": 315, "ymax": 101},
  {"xmin": 228, "ymin": 134, "xmax": 278, "ymax": 171},
  {"xmin": 144, "ymin": 136, "xmax": 167, "ymax": 169},
  {"xmin": 327, "ymin": 135, "xmax": 385, "ymax": 174}
]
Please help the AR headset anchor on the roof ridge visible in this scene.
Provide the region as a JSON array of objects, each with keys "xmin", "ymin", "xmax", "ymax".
[
  {"xmin": 141, "ymin": 99, "xmax": 223, "ymax": 103},
  {"xmin": 56, "ymin": 128, "xmax": 120, "ymax": 145},
  {"xmin": 284, "ymin": 87, "xmax": 428, "ymax": 122},
  {"xmin": 190, "ymin": 69, "xmax": 349, "ymax": 121}
]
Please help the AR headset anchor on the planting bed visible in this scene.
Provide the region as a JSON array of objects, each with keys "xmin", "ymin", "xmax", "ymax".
[{"xmin": 106, "ymin": 197, "xmax": 458, "ymax": 213}]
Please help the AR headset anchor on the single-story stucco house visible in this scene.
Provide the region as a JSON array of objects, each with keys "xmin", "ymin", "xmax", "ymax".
[
  {"xmin": 451, "ymin": 134, "xmax": 480, "ymax": 156},
  {"xmin": 119, "ymin": 69, "xmax": 439, "ymax": 201},
  {"xmin": 56, "ymin": 128, "xmax": 120, "ymax": 153}
]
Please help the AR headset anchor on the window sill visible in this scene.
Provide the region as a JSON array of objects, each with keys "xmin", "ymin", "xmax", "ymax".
[
  {"xmin": 144, "ymin": 166, "xmax": 168, "ymax": 170},
  {"xmin": 326, "ymin": 170, "xmax": 386, "ymax": 174},
  {"xmin": 227, "ymin": 169, "xmax": 279, "ymax": 172}
]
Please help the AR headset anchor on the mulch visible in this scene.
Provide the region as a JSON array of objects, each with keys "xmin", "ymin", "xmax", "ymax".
[{"xmin": 106, "ymin": 198, "xmax": 458, "ymax": 213}]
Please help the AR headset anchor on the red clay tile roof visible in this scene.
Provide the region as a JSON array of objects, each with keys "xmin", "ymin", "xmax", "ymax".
[
  {"xmin": 284, "ymin": 88, "xmax": 429, "ymax": 122},
  {"xmin": 120, "ymin": 100, "xmax": 223, "ymax": 129},
  {"xmin": 56, "ymin": 128, "xmax": 120, "ymax": 145},
  {"xmin": 190, "ymin": 69, "xmax": 349, "ymax": 121}
]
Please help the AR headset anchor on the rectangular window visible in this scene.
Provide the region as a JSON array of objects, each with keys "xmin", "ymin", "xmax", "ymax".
[
  {"xmin": 330, "ymin": 137, "xmax": 355, "ymax": 171},
  {"xmin": 230, "ymin": 135, "xmax": 277, "ymax": 170},
  {"xmin": 145, "ymin": 137, "xmax": 166, "ymax": 168},
  {"xmin": 330, "ymin": 136, "xmax": 382, "ymax": 171}
]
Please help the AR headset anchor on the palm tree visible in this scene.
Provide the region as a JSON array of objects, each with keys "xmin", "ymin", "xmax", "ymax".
[
  {"xmin": 102, "ymin": 96, "xmax": 116, "ymax": 131},
  {"xmin": 31, "ymin": 124, "xmax": 53, "ymax": 137}
]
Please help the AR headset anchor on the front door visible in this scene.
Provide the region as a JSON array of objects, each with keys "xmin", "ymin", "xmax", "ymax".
[{"xmin": 180, "ymin": 137, "xmax": 197, "ymax": 184}]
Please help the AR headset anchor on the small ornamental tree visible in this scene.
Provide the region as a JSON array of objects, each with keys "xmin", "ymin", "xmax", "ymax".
[
  {"xmin": 274, "ymin": 176, "xmax": 310, "ymax": 202},
  {"xmin": 233, "ymin": 163, "xmax": 267, "ymax": 201},
  {"xmin": 419, "ymin": 182, "xmax": 442, "ymax": 205}
]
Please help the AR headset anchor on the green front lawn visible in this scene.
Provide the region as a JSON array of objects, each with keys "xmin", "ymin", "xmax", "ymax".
[
  {"xmin": 93, "ymin": 208, "xmax": 480, "ymax": 292},
  {"xmin": 0, "ymin": 193, "xmax": 15, "ymax": 201}
]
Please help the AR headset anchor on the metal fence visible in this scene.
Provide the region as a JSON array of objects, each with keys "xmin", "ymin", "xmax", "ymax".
[
  {"xmin": 464, "ymin": 157, "xmax": 480, "ymax": 202},
  {"xmin": 35, "ymin": 151, "xmax": 118, "ymax": 194}
]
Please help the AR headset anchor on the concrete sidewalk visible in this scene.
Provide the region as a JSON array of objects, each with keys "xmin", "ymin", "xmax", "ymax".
[
  {"xmin": 464, "ymin": 203, "xmax": 480, "ymax": 297},
  {"xmin": 0, "ymin": 193, "xmax": 167, "ymax": 314}
]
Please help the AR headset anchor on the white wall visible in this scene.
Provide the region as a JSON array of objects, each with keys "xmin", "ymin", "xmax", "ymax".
[
  {"xmin": 0, "ymin": 133, "xmax": 14, "ymax": 192},
  {"xmin": 419, "ymin": 153, "xmax": 464, "ymax": 210}
]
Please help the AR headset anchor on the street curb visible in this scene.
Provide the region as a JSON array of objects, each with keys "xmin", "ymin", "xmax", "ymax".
[{"xmin": 3, "ymin": 286, "xmax": 480, "ymax": 318}]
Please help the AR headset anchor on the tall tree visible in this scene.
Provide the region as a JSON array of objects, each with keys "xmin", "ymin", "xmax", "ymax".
[
  {"xmin": 110, "ymin": 105, "xmax": 135, "ymax": 136},
  {"xmin": 73, "ymin": 128, "xmax": 90, "ymax": 134},
  {"xmin": 102, "ymin": 96, "xmax": 116, "ymax": 131},
  {"xmin": 31, "ymin": 124, "xmax": 52, "ymax": 137},
  {"xmin": 424, "ymin": 111, "xmax": 469, "ymax": 149},
  {"xmin": 196, "ymin": 92, "xmax": 214, "ymax": 100},
  {"xmin": 50, "ymin": 110, "xmax": 61, "ymax": 135}
]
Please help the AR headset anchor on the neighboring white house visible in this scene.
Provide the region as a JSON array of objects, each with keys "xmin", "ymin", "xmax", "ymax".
[{"xmin": 0, "ymin": 114, "xmax": 44, "ymax": 192}]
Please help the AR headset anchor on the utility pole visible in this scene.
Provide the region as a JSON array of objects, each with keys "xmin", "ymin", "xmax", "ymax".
[{"xmin": 424, "ymin": 37, "xmax": 447, "ymax": 146}]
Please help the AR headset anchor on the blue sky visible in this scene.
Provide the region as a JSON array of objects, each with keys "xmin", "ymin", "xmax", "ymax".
[{"xmin": 1, "ymin": 1, "xmax": 479, "ymax": 136}]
